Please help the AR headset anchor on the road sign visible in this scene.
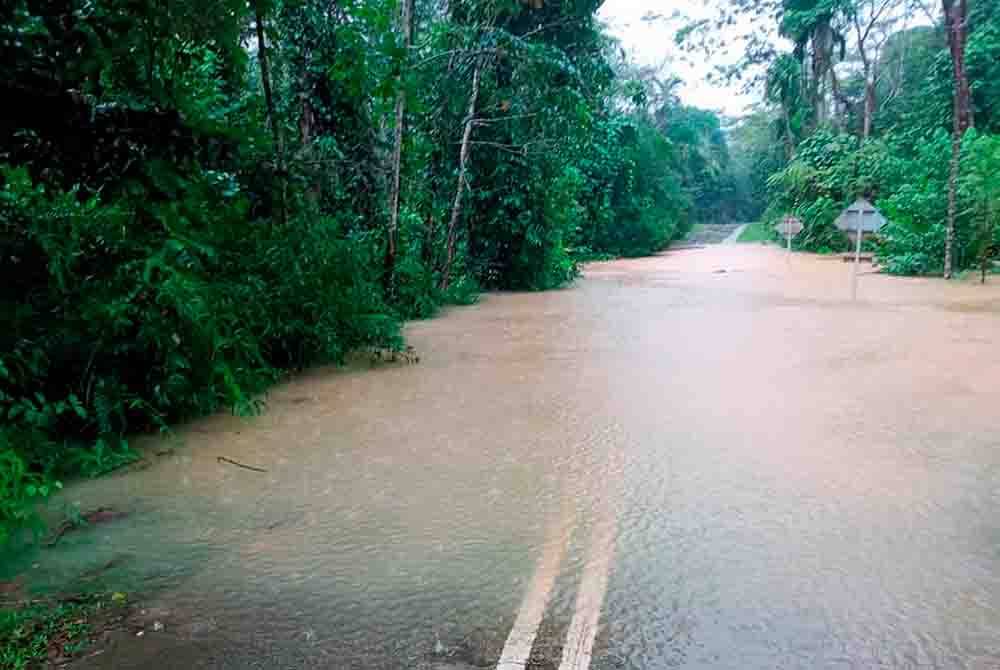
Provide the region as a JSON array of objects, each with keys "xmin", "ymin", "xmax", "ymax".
[
  {"xmin": 776, "ymin": 216, "xmax": 802, "ymax": 253},
  {"xmin": 778, "ymin": 216, "xmax": 803, "ymax": 237}
]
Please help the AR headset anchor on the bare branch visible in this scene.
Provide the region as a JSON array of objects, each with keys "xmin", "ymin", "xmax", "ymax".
[{"xmin": 473, "ymin": 113, "xmax": 541, "ymax": 125}]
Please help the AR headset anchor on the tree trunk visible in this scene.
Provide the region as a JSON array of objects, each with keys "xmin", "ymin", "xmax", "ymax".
[
  {"xmin": 253, "ymin": 0, "xmax": 287, "ymax": 226},
  {"xmin": 942, "ymin": 0, "xmax": 971, "ymax": 279},
  {"xmin": 945, "ymin": 127, "xmax": 959, "ymax": 278},
  {"xmin": 811, "ymin": 21, "xmax": 833, "ymax": 126},
  {"xmin": 386, "ymin": 0, "xmax": 414, "ymax": 284},
  {"xmin": 441, "ymin": 62, "xmax": 481, "ymax": 291},
  {"xmin": 782, "ymin": 104, "xmax": 795, "ymax": 160},
  {"xmin": 946, "ymin": 0, "xmax": 973, "ymax": 132},
  {"xmin": 828, "ymin": 65, "xmax": 845, "ymax": 131},
  {"xmin": 856, "ymin": 32, "xmax": 875, "ymax": 141},
  {"xmin": 299, "ymin": 79, "xmax": 320, "ymax": 205},
  {"xmin": 863, "ymin": 76, "xmax": 876, "ymax": 140}
]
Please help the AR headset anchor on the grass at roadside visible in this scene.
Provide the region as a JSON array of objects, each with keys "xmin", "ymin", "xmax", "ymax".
[
  {"xmin": 737, "ymin": 223, "xmax": 775, "ymax": 243},
  {"xmin": 683, "ymin": 223, "xmax": 706, "ymax": 241},
  {"xmin": 0, "ymin": 592, "xmax": 128, "ymax": 669}
]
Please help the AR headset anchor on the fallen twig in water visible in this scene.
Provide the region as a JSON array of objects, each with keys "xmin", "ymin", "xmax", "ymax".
[
  {"xmin": 217, "ymin": 456, "xmax": 267, "ymax": 473},
  {"xmin": 44, "ymin": 507, "xmax": 128, "ymax": 547}
]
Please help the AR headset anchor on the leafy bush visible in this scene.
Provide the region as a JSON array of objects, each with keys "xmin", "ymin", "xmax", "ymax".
[
  {"xmin": 0, "ymin": 447, "xmax": 60, "ymax": 546},
  {"xmin": 876, "ymin": 130, "xmax": 1000, "ymax": 273},
  {"xmin": 958, "ymin": 132, "xmax": 1000, "ymax": 271},
  {"xmin": 0, "ymin": 164, "xmax": 400, "ymax": 542},
  {"xmin": 442, "ymin": 276, "xmax": 482, "ymax": 306},
  {"xmin": 795, "ymin": 196, "xmax": 849, "ymax": 252},
  {"xmin": 878, "ymin": 223, "xmax": 947, "ymax": 275},
  {"xmin": 577, "ymin": 118, "xmax": 692, "ymax": 258}
]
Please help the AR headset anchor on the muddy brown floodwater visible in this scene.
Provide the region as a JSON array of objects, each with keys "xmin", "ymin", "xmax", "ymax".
[{"xmin": 13, "ymin": 245, "xmax": 1000, "ymax": 669}]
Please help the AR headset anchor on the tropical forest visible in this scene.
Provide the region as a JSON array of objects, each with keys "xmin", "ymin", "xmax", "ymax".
[{"xmin": 2, "ymin": 0, "xmax": 1000, "ymax": 667}]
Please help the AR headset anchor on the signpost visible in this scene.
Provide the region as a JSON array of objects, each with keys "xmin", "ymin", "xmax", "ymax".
[
  {"xmin": 779, "ymin": 216, "xmax": 802, "ymax": 257},
  {"xmin": 834, "ymin": 199, "xmax": 886, "ymax": 302},
  {"xmin": 851, "ymin": 208, "xmax": 864, "ymax": 301}
]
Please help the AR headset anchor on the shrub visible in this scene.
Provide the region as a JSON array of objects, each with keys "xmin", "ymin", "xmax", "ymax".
[
  {"xmin": 878, "ymin": 222, "xmax": 947, "ymax": 275},
  {"xmin": 0, "ymin": 164, "xmax": 400, "ymax": 542}
]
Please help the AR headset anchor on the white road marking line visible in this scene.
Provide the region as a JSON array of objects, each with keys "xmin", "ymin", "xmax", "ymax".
[
  {"xmin": 496, "ymin": 509, "xmax": 573, "ymax": 670},
  {"xmin": 557, "ymin": 506, "xmax": 616, "ymax": 670},
  {"xmin": 559, "ymin": 452, "xmax": 621, "ymax": 670},
  {"xmin": 723, "ymin": 223, "xmax": 748, "ymax": 244}
]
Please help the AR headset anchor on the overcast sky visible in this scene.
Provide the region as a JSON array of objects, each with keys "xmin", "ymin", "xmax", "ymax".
[
  {"xmin": 597, "ymin": 0, "xmax": 764, "ymax": 118},
  {"xmin": 598, "ymin": 0, "xmax": 935, "ymax": 119}
]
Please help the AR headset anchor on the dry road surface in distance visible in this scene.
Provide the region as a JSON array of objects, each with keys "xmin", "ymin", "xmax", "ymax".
[{"xmin": 27, "ymin": 245, "xmax": 1000, "ymax": 670}]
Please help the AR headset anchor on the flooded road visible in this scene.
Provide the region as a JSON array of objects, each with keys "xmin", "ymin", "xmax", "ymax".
[{"xmin": 18, "ymin": 246, "xmax": 1000, "ymax": 669}]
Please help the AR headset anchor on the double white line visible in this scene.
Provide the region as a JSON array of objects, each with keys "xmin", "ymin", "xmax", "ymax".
[
  {"xmin": 558, "ymin": 499, "xmax": 617, "ymax": 670},
  {"xmin": 495, "ymin": 508, "xmax": 574, "ymax": 670},
  {"xmin": 496, "ymin": 452, "xmax": 621, "ymax": 670}
]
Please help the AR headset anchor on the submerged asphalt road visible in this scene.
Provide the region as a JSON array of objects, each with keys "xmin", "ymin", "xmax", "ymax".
[{"xmin": 24, "ymin": 245, "xmax": 1000, "ymax": 669}]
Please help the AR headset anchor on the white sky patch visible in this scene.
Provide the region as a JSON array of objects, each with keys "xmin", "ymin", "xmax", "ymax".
[
  {"xmin": 597, "ymin": 0, "xmax": 774, "ymax": 117},
  {"xmin": 598, "ymin": 0, "xmax": 935, "ymax": 119}
]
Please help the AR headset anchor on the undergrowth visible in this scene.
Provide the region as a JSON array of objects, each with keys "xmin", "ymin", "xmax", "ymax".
[
  {"xmin": 0, "ymin": 592, "xmax": 127, "ymax": 670},
  {"xmin": 0, "ymin": 163, "xmax": 402, "ymax": 545}
]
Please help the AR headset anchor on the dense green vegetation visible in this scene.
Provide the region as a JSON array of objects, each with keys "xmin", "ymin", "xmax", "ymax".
[
  {"xmin": 0, "ymin": 1, "xmax": 754, "ymax": 541},
  {"xmin": 0, "ymin": 592, "xmax": 127, "ymax": 669},
  {"xmin": 701, "ymin": 0, "xmax": 1000, "ymax": 269}
]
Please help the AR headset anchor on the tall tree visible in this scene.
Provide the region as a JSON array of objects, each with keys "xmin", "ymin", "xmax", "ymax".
[
  {"xmin": 442, "ymin": 58, "xmax": 481, "ymax": 290},
  {"xmin": 253, "ymin": 0, "xmax": 288, "ymax": 225},
  {"xmin": 850, "ymin": 0, "xmax": 903, "ymax": 139},
  {"xmin": 780, "ymin": 0, "xmax": 852, "ymax": 128},
  {"xmin": 943, "ymin": 0, "xmax": 972, "ymax": 278},
  {"xmin": 766, "ymin": 54, "xmax": 805, "ymax": 157},
  {"xmin": 386, "ymin": 0, "xmax": 415, "ymax": 284},
  {"xmin": 873, "ymin": 24, "xmax": 947, "ymax": 136}
]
